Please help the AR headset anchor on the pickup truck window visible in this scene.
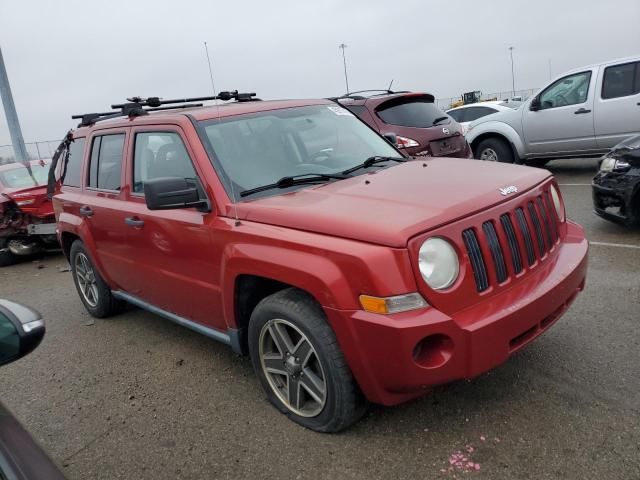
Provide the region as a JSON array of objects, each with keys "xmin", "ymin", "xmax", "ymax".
[
  {"xmin": 88, "ymin": 134, "xmax": 125, "ymax": 191},
  {"xmin": 539, "ymin": 71, "xmax": 591, "ymax": 109},
  {"xmin": 602, "ymin": 62, "xmax": 640, "ymax": 99},
  {"xmin": 133, "ymin": 132, "xmax": 197, "ymax": 194}
]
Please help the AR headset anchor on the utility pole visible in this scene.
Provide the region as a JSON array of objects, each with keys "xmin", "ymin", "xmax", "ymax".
[
  {"xmin": 338, "ymin": 43, "xmax": 349, "ymax": 94},
  {"xmin": 508, "ymin": 46, "xmax": 515, "ymax": 98},
  {"xmin": 0, "ymin": 47, "xmax": 28, "ymax": 164}
]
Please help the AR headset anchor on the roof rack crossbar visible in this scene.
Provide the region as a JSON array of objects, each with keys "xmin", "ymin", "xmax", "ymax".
[{"xmin": 73, "ymin": 90, "xmax": 259, "ymax": 127}]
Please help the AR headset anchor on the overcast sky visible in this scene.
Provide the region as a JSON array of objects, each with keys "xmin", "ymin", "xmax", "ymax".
[{"xmin": 0, "ymin": 0, "xmax": 639, "ymax": 147}]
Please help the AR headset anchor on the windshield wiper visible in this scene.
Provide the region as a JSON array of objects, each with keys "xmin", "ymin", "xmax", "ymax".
[
  {"xmin": 239, "ymin": 173, "xmax": 348, "ymax": 198},
  {"xmin": 341, "ymin": 156, "xmax": 406, "ymax": 175},
  {"xmin": 432, "ymin": 116, "xmax": 449, "ymax": 126}
]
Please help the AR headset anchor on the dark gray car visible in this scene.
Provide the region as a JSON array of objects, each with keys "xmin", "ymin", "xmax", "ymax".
[{"xmin": 0, "ymin": 299, "xmax": 65, "ymax": 480}]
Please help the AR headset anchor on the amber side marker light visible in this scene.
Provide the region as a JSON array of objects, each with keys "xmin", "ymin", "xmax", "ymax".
[{"xmin": 359, "ymin": 293, "xmax": 428, "ymax": 314}]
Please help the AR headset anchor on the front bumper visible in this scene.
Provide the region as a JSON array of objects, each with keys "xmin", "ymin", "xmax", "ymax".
[
  {"xmin": 325, "ymin": 221, "xmax": 588, "ymax": 406},
  {"xmin": 592, "ymin": 173, "xmax": 638, "ymax": 226}
]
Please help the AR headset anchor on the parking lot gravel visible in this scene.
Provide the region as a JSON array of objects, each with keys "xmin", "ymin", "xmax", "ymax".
[{"xmin": 0, "ymin": 158, "xmax": 638, "ymax": 480}]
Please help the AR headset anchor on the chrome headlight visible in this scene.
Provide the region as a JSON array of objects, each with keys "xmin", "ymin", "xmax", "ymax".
[
  {"xmin": 418, "ymin": 238, "xmax": 459, "ymax": 290},
  {"xmin": 549, "ymin": 184, "xmax": 565, "ymax": 222},
  {"xmin": 600, "ymin": 156, "xmax": 631, "ymax": 172}
]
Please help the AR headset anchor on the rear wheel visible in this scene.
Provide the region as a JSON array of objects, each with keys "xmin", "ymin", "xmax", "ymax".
[
  {"xmin": 248, "ymin": 288, "xmax": 365, "ymax": 432},
  {"xmin": 475, "ymin": 138, "xmax": 514, "ymax": 163},
  {"xmin": 70, "ymin": 240, "xmax": 124, "ymax": 318}
]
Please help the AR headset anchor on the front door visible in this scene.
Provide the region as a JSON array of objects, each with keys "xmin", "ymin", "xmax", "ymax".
[
  {"xmin": 119, "ymin": 128, "xmax": 225, "ymax": 330},
  {"xmin": 522, "ymin": 70, "xmax": 597, "ymax": 156}
]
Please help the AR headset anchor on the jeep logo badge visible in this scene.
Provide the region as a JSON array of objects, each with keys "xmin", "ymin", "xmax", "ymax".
[
  {"xmin": 499, "ymin": 185, "xmax": 518, "ymax": 196},
  {"xmin": 442, "ymin": 127, "xmax": 450, "ymax": 135}
]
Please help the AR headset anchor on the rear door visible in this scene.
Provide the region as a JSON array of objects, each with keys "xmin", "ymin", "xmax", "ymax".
[
  {"xmin": 522, "ymin": 70, "xmax": 597, "ymax": 156},
  {"xmin": 119, "ymin": 127, "xmax": 225, "ymax": 330},
  {"xmin": 594, "ymin": 60, "xmax": 640, "ymax": 148},
  {"xmin": 81, "ymin": 129, "xmax": 136, "ymax": 290}
]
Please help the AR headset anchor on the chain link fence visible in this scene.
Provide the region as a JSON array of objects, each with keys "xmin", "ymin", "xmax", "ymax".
[
  {"xmin": 0, "ymin": 140, "xmax": 60, "ymax": 165},
  {"xmin": 436, "ymin": 87, "xmax": 539, "ymax": 110}
]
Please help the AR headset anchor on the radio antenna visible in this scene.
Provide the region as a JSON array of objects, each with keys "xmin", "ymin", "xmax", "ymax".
[
  {"xmin": 387, "ymin": 79, "xmax": 394, "ymax": 92},
  {"xmin": 204, "ymin": 41, "xmax": 240, "ymax": 226}
]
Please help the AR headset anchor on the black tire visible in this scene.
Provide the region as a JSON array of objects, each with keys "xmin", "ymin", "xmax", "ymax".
[
  {"xmin": 475, "ymin": 137, "xmax": 514, "ymax": 163},
  {"xmin": 248, "ymin": 288, "xmax": 365, "ymax": 432},
  {"xmin": 0, "ymin": 246, "xmax": 16, "ymax": 267},
  {"xmin": 69, "ymin": 240, "xmax": 124, "ymax": 318}
]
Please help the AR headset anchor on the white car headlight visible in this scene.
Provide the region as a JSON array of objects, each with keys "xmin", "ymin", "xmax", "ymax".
[
  {"xmin": 549, "ymin": 184, "xmax": 565, "ymax": 223},
  {"xmin": 418, "ymin": 238, "xmax": 459, "ymax": 290}
]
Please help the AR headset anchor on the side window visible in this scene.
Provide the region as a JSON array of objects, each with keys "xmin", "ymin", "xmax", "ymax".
[
  {"xmin": 539, "ymin": 71, "xmax": 592, "ymax": 109},
  {"xmin": 87, "ymin": 134, "xmax": 125, "ymax": 191},
  {"xmin": 133, "ymin": 132, "xmax": 197, "ymax": 194},
  {"xmin": 464, "ymin": 106, "xmax": 498, "ymax": 122},
  {"xmin": 447, "ymin": 109, "xmax": 465, "ymax": 122},
  {"xmin": 61, "ymin": 137, "xmax": 86, "ymax": 187},
  {"xmin": 601, "ymin": 62, "xmax": 639, "ymax": 99}
]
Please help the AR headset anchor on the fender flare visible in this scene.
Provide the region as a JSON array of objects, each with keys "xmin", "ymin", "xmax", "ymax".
[
  {"xmin": 466, "ymin": 121, "xmax": 527, "ymax": 160},
  {"xmin": 220, "ymin": 243, "xmax": 359, "ymax": 329}
]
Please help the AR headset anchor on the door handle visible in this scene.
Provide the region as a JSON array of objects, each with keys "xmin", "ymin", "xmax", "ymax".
[
  {"xmin": 79, "ymin": 206, "xmax": 94, "ymax": 217},
  {"xmin": 124, "ymin": 216, "xmax": 145, "ymax": 228},
  {"xmin": 574, "ymin": 108, "xmax": 591, "ymax": 114}
]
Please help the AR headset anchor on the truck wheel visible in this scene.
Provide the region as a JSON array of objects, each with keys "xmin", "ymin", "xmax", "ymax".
[
  {"xmin": 475, "ymin": 138, "xmax": 514, "ymax": 163},
  {"xmin": 248, "ymin": 288, "xmax": 365, "ymax": 432},
  {"xmin": 0, "ymin": 241, "xmax": 16, "ymax": 267},
  {"xmin": 70, "ymin": 240, "xmax": 124, "ymax": 318}
]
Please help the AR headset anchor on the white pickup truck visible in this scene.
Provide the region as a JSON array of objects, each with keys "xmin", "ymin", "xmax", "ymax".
[{"xmin": 466, "ymin": 56, "xmax": 640, "ymax": 165}]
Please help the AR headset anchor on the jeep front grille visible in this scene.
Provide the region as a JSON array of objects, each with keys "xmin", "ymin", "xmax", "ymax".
[{"xmin": 463, "ymin": 190, "xmax": 560, "ymax": 292}]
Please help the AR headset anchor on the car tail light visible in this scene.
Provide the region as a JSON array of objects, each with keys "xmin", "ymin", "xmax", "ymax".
[{"xmin": 396, "ymin": 136, "xmax": 419, "ymax": 148}]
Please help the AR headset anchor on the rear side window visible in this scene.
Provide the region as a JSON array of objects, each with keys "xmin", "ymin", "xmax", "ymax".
[
  {"xmin": 133, "ymin": 132, "xmax": 197, "ymax": 194},
  {"xmin": 344, "ymin": 105, "xmax": 368, "ymax": 119},
  {"xmin": 61, "ymin": 137, "xmax": 85, "ymax": 187},
  {"xmin": 376, "ymin": 97, "xmax": 450, "ymax": 127},
  {"xmin": 88, "ymin": 134, "xmax": 125, "ymax": 191},
  {"xmin": 464, "ymin": 106, "xmax": 499, "ymax": 122},
  {"xmin": 601, "ymin": 62, "xmax": 640, "ymax": 99},
  {"xmin": 447, "ymin": 109, "xmax": 465, "ymax": 122}
]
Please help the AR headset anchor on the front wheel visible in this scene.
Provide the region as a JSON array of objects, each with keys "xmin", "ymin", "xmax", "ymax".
[
  {"xmin": 248, "ymin": 288, "xmax": 365, "ymax": 432},
  {"xmin": 475, "ymin": 138, "xmax": 514, "ymax": 163},
  {"xmin": 0, "ymin": 240, "xmax": 16, "ymax": 267}
]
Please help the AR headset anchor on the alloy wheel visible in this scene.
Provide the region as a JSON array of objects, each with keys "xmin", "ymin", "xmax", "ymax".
[
  {"xmin": 258, "ymin": 318, "xmax": 327, "ymax": 417},
  {"xmin": 480, "ymin": 147, "xmax": 499, "ymax": 161},
  {"xmin": 74, "ymin": 252, "xmax": 99, "ymax": 308}
]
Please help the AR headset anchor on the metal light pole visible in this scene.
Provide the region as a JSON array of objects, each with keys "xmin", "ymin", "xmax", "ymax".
[
  {"xmin": 339, "ymin": 43, "xmax": 350, "ymax": 94},
  {"xmin": 509, "ymin": 46, "xmax": 515, "ymax": 98},
  {"xmin": 0, "ymin": 47, "xmax": 28, "ymax": 164}
]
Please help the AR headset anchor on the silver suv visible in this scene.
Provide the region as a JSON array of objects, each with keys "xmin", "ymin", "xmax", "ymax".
[{"xmin": 466, "ymin": 56, "xmax": 640, "ymax": 165}]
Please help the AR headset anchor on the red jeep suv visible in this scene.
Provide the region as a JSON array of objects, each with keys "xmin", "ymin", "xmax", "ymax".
[
  {"xmin": 52, "ymin": 92, "xmax": 588, "ymax": 432},
  {"xmin": 333, "ymin": 90, "xmax": 472, "ymax": 158}
]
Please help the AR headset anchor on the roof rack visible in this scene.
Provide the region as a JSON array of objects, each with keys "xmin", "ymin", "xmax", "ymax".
[
  {"xmin": 72, "ymin": 90, "xmax": 260, "ymax": 127},
  {"xmin": 328, "ymin": 89, "xmax": 410, "ymax": 102}
]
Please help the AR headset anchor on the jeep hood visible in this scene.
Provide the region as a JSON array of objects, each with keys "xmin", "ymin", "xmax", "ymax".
[{"xmin": 235, "ymin": 158, "xmax": 551, "ymax": 247}]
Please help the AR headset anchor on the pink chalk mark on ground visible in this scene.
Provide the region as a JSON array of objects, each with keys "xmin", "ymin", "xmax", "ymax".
[{"xmin": 446, "ymin": 450, "xmax": 481, "ymax": 474}]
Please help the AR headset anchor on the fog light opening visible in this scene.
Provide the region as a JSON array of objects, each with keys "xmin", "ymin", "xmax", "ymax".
[{"xmin": 412, "ymin": 334, "xmax": 453, "ymax": 369}]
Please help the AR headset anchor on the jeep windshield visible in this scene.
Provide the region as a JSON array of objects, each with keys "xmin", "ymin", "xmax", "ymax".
[{"xmin": 198, "ymin": 104, "xmax": 403, "ymax": 201}]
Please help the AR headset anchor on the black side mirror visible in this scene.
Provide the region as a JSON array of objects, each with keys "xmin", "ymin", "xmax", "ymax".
[
  {"xmin": 530, "ymin": 97, "xmax": 541, "ymax": 111},
  {"xmin": 382, "ymin": 132, "xmax": 398, "ymax": 145},
  {"xmin": 144, "ymin": 177, "xmax": 211, "ymax": 212},
  {"xmin": 0, "ymin": 299, "xmax": 45, "ymax": 367}
]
